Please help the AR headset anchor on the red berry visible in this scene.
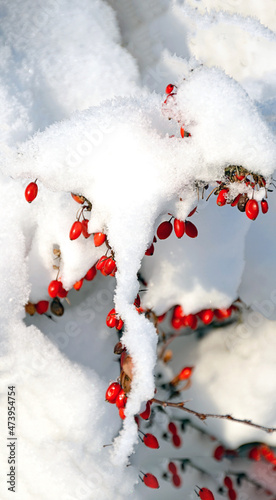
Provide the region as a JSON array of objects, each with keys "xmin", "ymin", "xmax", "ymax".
[
  {"xmin": 168, "ymin": 422, "xmax": 177, "ymax": 435},
  {"xmin": 185, "ymin": 220, "xmax": 198, "ymax": 238},
  {"xmin": 96, "ymin": 256, "xmax": 108, "ymax": 270},
  {"xmin": 116, "ymin": 318, "xmax": 124, "ymax": 331},
  {"xmin": 116, "ymin": 389, "xmax": 127, "ymax": 409},
  {"xmin": 261, "ymin": 199, "xmax": 269, "ymax": 214},
  {"xmin": 213, "ymin": 445, "xmax": 225, "ymax": 461},
  {"xmin": 48, "ymin": 280, "xmax": 61, "ymax": 298},
  {"xmin": 103, "ymin": 258, "xmax": 116, "ymax": 276},
  {"xmin": 231, "ymin": 194, "xmax": 241, "ymax": 207},
  {"xmin": 174, "ymin": 219, "xmax": 185, "ymax": 238},
  {"xmin": 217, "ymin": 188, "xmax": 229, "ymax": 206},
  {"xmin": 235, "ymin": 173, "xmax": 245, "ymax": 181},
  {"xmin": 183, "ymin": 314, "xmax": 198, "ymax": 329},
  {"xmin": 145, "ymin": 243, "xmax": 154, "ymax": 256},
  {"xmin": 198, "ymin": 309, "xmax": 214, "ymax": 325},
  {"xmin": 57, "ymin": 284, "xmax": 68, "ymax": 298},
  {"xmin": 143, "ymin": 433, "xmax": 159, "ymax": 449},
  {"xmin": 178, "ymin": 366, "xmax": 193, "ymax": 380},
  {"xmin": 248, "ymin": 446, "xmax": 261, "ymax": 461},
  {"xmin": 228, "ymin": 489, "xmax": 237, "ymax": 500},
  {"xmin": 157, "ymin": 221, "xmax": 173, "ymax": 240},
  {"xmin": 157, "ymin": 313, "xmax": 166, "ymax": 322},
  {"xmin": 25, "ymin": 182, "xmax": 38, "ymax": 203},
  {"xmin": 81, "ymin": 219, "xmax": 91, "ymax": 238},
  {"xmin": 198, "ymin": 487, "xmax": 215, "ymax": 500},
  {"xmin": 224, "ymin": 476, "xmax": 233, "ymax": 489},
  {"xmin": 172, "ymin": 434, "xmax": 182, "ymax": 447},
  {"xmin": 73, "ymin": 278, "xmax": 83, "ymax": 291},
  {"xmin": 188, "ymin": 206, "xmax": 197, "ymax": 217},
  {"xmin": 69, "ymin": 220, "xmax": 82, "ymax": 240},
  {"xmin": 165, "ymin": 84, "xmax": 174, "ymax": 94},
  {"xmin": 94, "ymin": 232, "xmax": 106, "ymax": 247},
  {"xmin": 71, "ymin": 193, "xmax": 85, "ymax": 204},
  {"xmin": 140, "ymin": 401, "xmax": 151, "ymax": 420},
  {"xmin": 168, "ymin": 462, "xmax": 177, "ymax": 474},
  {"xmin": 171, "ymin": 317, "xmax": 182, "ymax": 329},
  {"xmin": 172, "ymin": 474, "xmax": 181, "ymax": 487},
  {"xmin": 35, "ymin": 300, "xmax": 49, "ymax": 314},
  {"xmin": 106, "ymin": 309, "xmax": 117, "ymax": 328},
  {"xmin": 214, "ymin": 307, "xmax": 232, "ymax": 319},
  {"xmin": 180, "ymin": 126, "xmax": 185, "ymax": 138},
  {"xmin": 245, "ymin": 199, "xmax": 259, "ymax": 220},
  {"xmin": 173, "ymin": 305, "xmax": 185, "ymax": 319},
  {"xmin": 105, "ymin": 382, "xmax": 121, "ymax": 403},
  {"xmin": 119, "ymin": 407, "xmax": 126, "ymax": 419},
  {"xmin": 143, "ymin": 473, "xmax": 159, "ymax": 489},
  {"xmin": 84, "ymin": 265, "xmax": 97, "ymax": 281}
]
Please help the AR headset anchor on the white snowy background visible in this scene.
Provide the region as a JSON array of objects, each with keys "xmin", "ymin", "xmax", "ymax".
[{"xmin": 0, "ymin": 0, "xmax": 276, "ymax": 499}]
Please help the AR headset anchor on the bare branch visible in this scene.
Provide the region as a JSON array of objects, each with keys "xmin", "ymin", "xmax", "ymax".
[{"xmin": 151, "ymin": 398, "xmax": 276, "ymax": 433}]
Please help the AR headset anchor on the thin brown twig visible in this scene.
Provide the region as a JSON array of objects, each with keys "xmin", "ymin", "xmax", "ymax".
[{"xmin": 151, "ymin": 398, "xmax": 276, "ymax": 434}]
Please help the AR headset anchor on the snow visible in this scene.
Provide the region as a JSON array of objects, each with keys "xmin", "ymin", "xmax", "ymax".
[{"xmin": 0, "ymin": 0, "xmax": 276, "ymax": 499}]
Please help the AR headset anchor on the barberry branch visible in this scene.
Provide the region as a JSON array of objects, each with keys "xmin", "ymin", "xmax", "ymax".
[{"xmin": 151, "ymin": 398, "xmax": 276, "ymax": 433}]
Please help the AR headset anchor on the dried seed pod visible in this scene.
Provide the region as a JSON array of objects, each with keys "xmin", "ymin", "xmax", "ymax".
[
  {"xmin": 50, "ymin": 297, "xmax": 64, "ymax": 317},
  {"xmin": 114, "ymin": 341, "xmax": 124, "ymax": 355},
  {"xmin": 25, "ymin": 301, "xmax": 36, "ymax": 316},
  {"xmin": 120, "ymin": 370, "xmax": 132, "ymax": 393},
  {"xmin": 237, "ymin": 194, "xmax": 249, "ymax": 212}
]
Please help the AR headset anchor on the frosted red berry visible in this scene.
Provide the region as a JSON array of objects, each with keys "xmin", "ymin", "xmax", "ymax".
[
  {"xmin": 25, "ymin": 182, "xmax": 38, "ymax": 203},
  {"xmin": 173, "ymin": 305, "xmax": 185, "ymax": 319},
  {"xmin": 96, "ymin": 256, "xmax": 108, "ymax": 270},
  {"xmin": 105, "ymin": 382, "xmax": 121, "ymax": 403},
  {"xmin": 217, "ymin": 188, "xmax": 229, "ymax": 206},
  {"xmin": 48, "ymin": 280, "xmax": 61, "ymax": 298},
  {"xmin": 245, "ymin": 199, "xmax": 259, "ymax": 220},
  {"xmin": 174, "ymin": 219, "xmax": 185, "ymax": 238},
  {"xmin": 157, "ymin": 221, "xmax": 173, "ymax": 240},
  {"xmin": 103, "ymin": 257, "xmax": 116, "ymax": 276},
  {"xmin": 35, "ymin": 300, "xmax": 49, "ymax": 314},
  {"xmin": 119, "ymin": 407, "xmax": 126, "ymax": 420},
  {"xmin": 106, "ymin": 308, "xmax": 117, "ymax": 328},
  {"xmin": 69, "ymin": 220, "xmax": 82, "ymax": 240}
]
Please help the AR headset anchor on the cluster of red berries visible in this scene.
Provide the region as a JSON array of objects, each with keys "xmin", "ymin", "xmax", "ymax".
[
  {"xmin": 170, "ymin": 304, "xmax": 234, "ymax": 331},
  {"xmin": 212, "ymin": 165, "xmax": 269, "ymax": 221},
  {"xmin": 248, "ymin": 443, "xmax": 276, "ymax": 464},
  {"xmin": 96, "ymin": 255, "xmax": 117, "ymax": 276},
  {"xmin": 223, "ymin": 476, "xmax": 237, "ymax": 500},
  {"xmin": 105, "ymin": 381, "xmax": 152, "ymax": 422},
  {"xmin": 106, "ymin": 308, "xmax": 124, "ymax": 330},
  {"xmin": 167, "ymin": 461, "xmax": 182, "ymax": 488},
  {"xmin": 167, "ymin": 421, "xmax": 182, "ymax": 448},
  {"xmin": 146, "ymin": 208, "xmax": 198, "ymax": 255}
]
